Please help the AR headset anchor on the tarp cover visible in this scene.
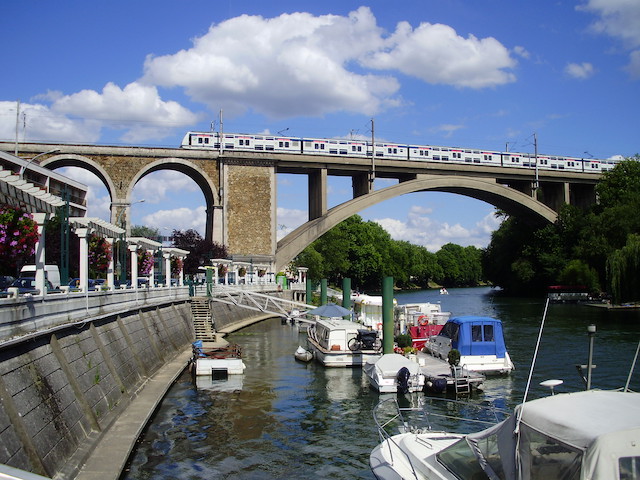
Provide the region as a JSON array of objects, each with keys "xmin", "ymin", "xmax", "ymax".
[{"xmin": 465, "ymin": 390, "xmax": 640, "ymax": 479}]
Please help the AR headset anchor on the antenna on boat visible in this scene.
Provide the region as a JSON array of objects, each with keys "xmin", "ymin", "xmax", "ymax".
[
  {"xmin": 624, "ymin": 339, "xmax": 640, "ymax": 392},
  {"xmin": 515, "ymin": 297, "xmax": 550, "ymax": 432}
]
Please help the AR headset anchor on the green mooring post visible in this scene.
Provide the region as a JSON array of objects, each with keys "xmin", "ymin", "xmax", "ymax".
[
  {"xmin": 306, "ymin": 279, "xmax": 313, "ymax": 305},
  {"xmin": 342, "ymin": 278, "xmax": 351, "ymax": 319},
  {"xmin": 382, "ymin": 276, "xmax": 394, "ymax": 354},
  {"xmin": 206, "ymin": 267, "xmax": 213, "ymax": 297},
  {"xmin": 321, "ymin": 279, "xmax": 327, "ymax": 305}
]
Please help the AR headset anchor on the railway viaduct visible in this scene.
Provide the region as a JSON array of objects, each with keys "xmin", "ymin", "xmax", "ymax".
[{"xmin": 1, "ymin": 142, "xmax": 600, "ymax": 271}]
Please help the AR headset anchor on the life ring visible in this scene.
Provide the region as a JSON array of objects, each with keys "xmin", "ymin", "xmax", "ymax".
[
  {"xmin": 418, "ymin": 315, "xmax": 429, "ymax": 326},
  {"xmin": 376, "ymin": 323, "xmax": 383, "ymax": 331}
]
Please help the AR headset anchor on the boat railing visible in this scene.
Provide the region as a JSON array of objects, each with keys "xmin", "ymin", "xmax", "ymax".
[{"xmin": 372, "ymin": 396, "xmax": 511, "ymax": 479}]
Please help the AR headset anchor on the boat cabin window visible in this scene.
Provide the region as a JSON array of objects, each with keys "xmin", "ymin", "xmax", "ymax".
[
  {"xmin": 437, "ymin": 439, "xmax": 489, "ymax": 480},
  {"xmin": 519, "ymin": 423, "xmax": 582, "ymax": 480},
  {"xmin": 440, "ymin": 322, "xmax": 460, "ymax": 341},
  {"xmin": 471, "ymin": 324, "xmax": 495, "ymax": 342},
  {"xmin": 619, "ymin": 456, "xmax": 640, "ymax": 479}
]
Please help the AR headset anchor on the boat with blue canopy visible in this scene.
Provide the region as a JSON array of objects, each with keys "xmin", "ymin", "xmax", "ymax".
[{"xmin": 424, "ymin": 316, "xmax": 514, "ymax": 374}]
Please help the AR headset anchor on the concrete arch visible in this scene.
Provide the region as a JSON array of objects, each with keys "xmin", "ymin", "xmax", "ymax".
[
  {"xmin": 128, "ymin": 158, "xmax": 220, "ymax": 241},
  {"xmin": 275, "ymin": 176, "xmax": 558, "ymax": 270},
  {"xmin": 42, "ymin": 154, "xmax": 118, "ymax": 201}
]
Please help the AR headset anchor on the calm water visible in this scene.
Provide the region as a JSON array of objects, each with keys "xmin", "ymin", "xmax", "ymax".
[{"xmin": 121, "ymin": 287, "xmax": 640, "ymax": 479}]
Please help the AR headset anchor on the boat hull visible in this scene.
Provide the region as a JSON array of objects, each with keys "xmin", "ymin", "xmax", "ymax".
[{"xmin": 307, "ymin": 336, "xmax": 380, "ymax": 367}]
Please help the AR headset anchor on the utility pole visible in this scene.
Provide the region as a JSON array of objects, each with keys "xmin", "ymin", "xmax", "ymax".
[
  {"xmin": 14, "ymin": 100, "xmax": 20, "ymax": 156},
  {"xmin": 370, "ymin": 118, "xmax": 375, "ymax": 189},
  {"xmin": 533, "ymin": 132, "xmax": 539, "ymax": 191}
]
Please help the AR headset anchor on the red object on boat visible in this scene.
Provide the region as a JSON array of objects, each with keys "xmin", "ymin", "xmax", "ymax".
[{"xmin": 410, "ymin": 324, "xmax": 444, "ymax": 350}]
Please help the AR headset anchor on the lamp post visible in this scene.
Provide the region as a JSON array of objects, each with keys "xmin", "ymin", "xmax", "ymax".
[
  {"xmin": 19, "ymin": 149, "xmax": 60, "ymax": 179},
  {"xmin": 114, "ymin": 199, "xmax": 145, "ymax": 285}
]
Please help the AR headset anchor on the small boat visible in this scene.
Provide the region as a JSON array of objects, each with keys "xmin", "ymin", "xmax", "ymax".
[
  {"xmin": 306, "ymin": 318, "xmax": 381, "ymax": 367},
  {"xmin": 294, "ymin": 345, "xmax": 313, "ymax": 362},
  {"xmin": 396, "ymin": 303, "xmax": 451, "ymax": 350},
  {"xmin": 370, "ymin": 390, "xmax": 640, "ymax": 480},
  {"xmin": 364, "ymin": 353, "xmax": 425, "ymax": 393},
  {"xmin": 191, "ymin": 340, "xmax": 246, "ymax": 378},
  {"xmin": 424, "ymin": 316, "xmax": 514, "ymax": 374},
  {"xmin": 439, "ymin": 287, "xmax": 448, "ymax": 295}
]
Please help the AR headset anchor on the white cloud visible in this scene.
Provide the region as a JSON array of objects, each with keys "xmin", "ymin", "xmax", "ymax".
[
  {"xmin": 430, "ymin": 123, "xmax": 465, "ymax": 138},
  {"xmin": 276, "ymin": 207, "xmax": 308, "ymax": 239},
  {"xmin": 624, "ymin": 50, "xmax": 640, "ymax": 79},
  {"xmin": 143, "ymin": 7, "xmax": 400, "ymax": 118},
  {"xmin": 142, "ymin": 206, "xmax": 206, "ymax": 234},
  {"xmin": 579, "ymin": 0, "xmax": 640, "ymax": 47},
  {"xmin": 565, "ymin": 62, "xmax": 595, "ymax": 79},
  {"xmin": 135, "ymin": 171, "xmax": 201, "ymax": 205},
  {"xmin": 373, "ymin": 205, "xmax": 502, "ymax": 251},
  {"xmin": 579, "ymin": 0, "xmax": 640, "ymax": 78},
  {"xmin": 513, "ymin": 46, "xmax": 531, "ymax": 59},
  {"xmin": 51, "ymin": 82, "xmax": 201, "ymax": 142},
  {"xmin": 55, "ymin": 167, "xmax": 111, "ymax": 221},
  {"xmin": 362, "ymin": 21, "xmax": 516, "ymax": 88}
]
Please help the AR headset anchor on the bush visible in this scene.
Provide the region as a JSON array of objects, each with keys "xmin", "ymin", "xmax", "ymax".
[{"xmin": 395, "ymin": 334, "xmax": 413, "ymax": 348}]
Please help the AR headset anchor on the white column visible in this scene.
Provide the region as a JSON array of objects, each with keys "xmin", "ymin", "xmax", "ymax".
[
  {"xmin": 76, "ymin": 227, "xmax": 90, "ymax": 293},
  {"xmin": 179, "ymin": 256, "xmax": 185, "ymax": 286},
  {"xmin": 32, "ymin": 213, "xmax": 48, "ymax": 295},
  {"xmin": 232, "ymin": 265, "xmax": 238, "ymax": 285},
  {"xmin": 129, "ymin": 244, "xmax": 138, "ymax": 289},
  {"xmin": 213, "ymin": 265, "xmax": 219, "ymax": 286},
  {"xmin": 106, "ymin": 238, "xmax": 115, "ymax": 291},
  {"xmin": 164, "ymin": 252, "xmax": 171, "ymax": 287},
  {"xmin": 148, "ymin": 249, "xmax": 155, "ymax": 287}
]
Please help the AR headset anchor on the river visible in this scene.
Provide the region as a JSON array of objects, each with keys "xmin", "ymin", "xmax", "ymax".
[{"xmin": 121, "ymin": 287, "xmax": 640, "ymax": 479}]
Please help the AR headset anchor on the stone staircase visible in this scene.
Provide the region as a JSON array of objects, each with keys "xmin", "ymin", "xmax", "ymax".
[{"xmin": 191, "ymin": 296, "xmax": 216, "ymax": 341}]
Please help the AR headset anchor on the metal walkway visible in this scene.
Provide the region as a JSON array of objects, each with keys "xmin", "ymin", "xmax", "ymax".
[{"xmin": 209, "ymin": 285, "xmax": 315, "ymax": 323}]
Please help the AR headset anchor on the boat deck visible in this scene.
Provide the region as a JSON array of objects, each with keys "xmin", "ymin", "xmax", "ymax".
[{"xmin": 417, "ymin": 351, "xmax": 485, "ymax": 393}]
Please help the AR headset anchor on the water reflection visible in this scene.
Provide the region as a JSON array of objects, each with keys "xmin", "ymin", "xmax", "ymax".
[{"xmin": 122, "ymin": 288, "xmax": 640, "ymax": 479}]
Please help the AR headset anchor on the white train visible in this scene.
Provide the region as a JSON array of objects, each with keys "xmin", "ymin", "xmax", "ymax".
[{"xmin": 181, "ymin": 131, "xmax": 617, "ymax": 173}]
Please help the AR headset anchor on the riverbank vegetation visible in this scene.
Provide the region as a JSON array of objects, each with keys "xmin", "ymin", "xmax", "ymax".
[
  {"xmin": 293, "ymin": 215, "xmax": 483, "ymax": 292},
  {"xmin": 295, "ymin": 156, "xmax": 640, "ymax": 301},
  {"xmin": 483, "ymin": 155, "xmax": 640, "ymax": 302}
]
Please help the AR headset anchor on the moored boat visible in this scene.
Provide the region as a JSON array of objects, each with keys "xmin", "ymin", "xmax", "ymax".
[
  {"xmin": 370, "ymin": 390, "xmax": 640, "ymax": 480},
  {"xmin": 191, "ymin": 341, "xmax": 247, "ymax": 377},
  {"xmin": 395, "ymin": 303, "xmax": 451, "ymax": 350},
  {"xmin": 424, "ymin": 316, "xmax": 514, "ymax": 374},
  {"xmin": 306, "ymin": 317, "xmax": 382, "ymax": 367},
  {"xmin": 294, "ymin": 345, "xmax": 313, "ymax": 362},
  {"xmin": 364, "ymin": 353, "xmax": 425, "ymax": 393}
]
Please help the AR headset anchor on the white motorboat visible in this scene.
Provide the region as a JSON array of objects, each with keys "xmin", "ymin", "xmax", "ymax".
[
  {"xmin": 370, "ymin": 389, "xmax": 640, "ymax": 480},
  {"xmin": 294, "ymin": 345, "xmax": 313, "ymax": 362},
  {"xmin": 306, "ymin": 317, "xmax": 381, "ymax": 367},
  {"xmin": 424, "ymin": 316, "xmax": 515, "ymax": 374},
  {"xmin": 364, "ymin": 353, "xmax": 425, "ymax": 393},
  {"xmin": 191, "ymin": 341, "xmax": 246, "ymax": 377}
]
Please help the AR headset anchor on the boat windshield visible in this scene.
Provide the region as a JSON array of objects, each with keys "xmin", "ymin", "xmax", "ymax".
[{"xmin": 437, "ymin": 439, "xmax": 489, "ymax": 480}]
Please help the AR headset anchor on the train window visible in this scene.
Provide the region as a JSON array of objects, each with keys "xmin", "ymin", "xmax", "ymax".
[
  {"xmin": 465, "ymin": 158, "xmax": 472, "ymax": 163},
  {"xmin": 433, "ymin": 155, "xmax": 440, "ymax": 160},
  {"xmin": 442, "ymin": 156, "xmax": 449, "ymax": 161},
  {"xmin": 255, "ymin": 145, "xmax": 264, "ymax": 150},
  {"xmin": 474, "ymin": 158, "xmax": 480, "ymax": 163},
  {"xmin": 266, "ymin": 145, "xmax": 274, "ymax": 151},
  {"xmin": 340, "ymin": 150, "xmax": 347, "ymax": 155},
  {"xmin": 197, "ymin": 138, "xmax": 203, "ymax": 144}
]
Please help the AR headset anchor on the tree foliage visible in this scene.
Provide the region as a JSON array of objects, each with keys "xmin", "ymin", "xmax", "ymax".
[
  {"xmin": 171, "ymin": 229, "xmax": 227, "ymax": 275},
  {"xmin": 483, "ymin": 156, "xmax": 640, "ymax": 300},
  {"xmin": 293, "ymin": 215, "xmax": 485, "ymax": 291}
]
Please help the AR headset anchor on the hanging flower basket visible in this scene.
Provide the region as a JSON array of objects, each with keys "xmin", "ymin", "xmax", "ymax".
[
  {"xmin": 88, "ymin": 234, "xmax": 112, "ymax": 273},
  {"xmin": 0, "ymin": 205, "xmax": 39, "ymax": 272},
  {"xmin": 258, "ymin": 269, "xmax": 266, "ymax": 277},
  {"xmin": 170, "ymin": 256, "xmax": 183, "ymax": 277},
  {"xmin": 138, "ymin": 251, "xmax": 154, "ymax": 275},
  {"xmin": 238, "ymin": 267, "xmax": 247, "ymax": 277},
  {"xmin": 217, "ymin": 263, "xmax": 228, "ymax": 277}
]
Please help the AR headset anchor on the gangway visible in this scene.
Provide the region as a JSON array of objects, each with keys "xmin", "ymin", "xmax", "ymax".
[{"xmin": 210, "ymin": 285, "xmax": 316, "ymax": 323}]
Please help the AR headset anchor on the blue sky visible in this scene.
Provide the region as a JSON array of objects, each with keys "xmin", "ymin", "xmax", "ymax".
[{"xmin": 1, "ymin": 1, "xmax": 638, "ymax": 251}]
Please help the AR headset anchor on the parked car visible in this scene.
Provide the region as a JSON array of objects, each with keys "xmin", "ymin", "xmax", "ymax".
[
  {"xmin": 0, "ymin": 275, "xmax": 16, "ymax": 290},
  {"xmin": 68, "ymin": 278, "xmax": 97, "ymax": 289},
  {"xmin": 8, "ymin": 277, "xmax": 54, "ymax": 294}
]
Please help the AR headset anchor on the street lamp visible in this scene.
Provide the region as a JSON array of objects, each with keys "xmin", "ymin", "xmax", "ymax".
[{"xmin": 19, "ymin": 149, "xmax": 60, "ymax": 179}]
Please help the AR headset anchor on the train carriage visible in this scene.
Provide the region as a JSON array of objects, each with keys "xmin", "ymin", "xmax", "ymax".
[{"xmin": 180, "ymin": 130, "xmax": 617, "ymax": 174}]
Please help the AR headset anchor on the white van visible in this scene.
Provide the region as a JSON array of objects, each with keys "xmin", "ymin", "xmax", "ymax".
[{"xmin": 20, "ymin": 265, "xmax": 61, "ymax": 289}]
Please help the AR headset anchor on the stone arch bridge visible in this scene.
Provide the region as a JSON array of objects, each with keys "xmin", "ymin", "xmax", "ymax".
[{"xmin": 2, "ymin": 142, "xmax": 600, "ymax": 271}]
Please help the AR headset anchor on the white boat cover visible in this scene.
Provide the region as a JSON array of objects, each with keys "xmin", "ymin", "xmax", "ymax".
[
  {"xmin": 365, "ymin": 353, "xmax": 420, "ymax": 378},
  {"xmin": 465, "ymin": 390, "xmax": 640, "ymax": 480}
]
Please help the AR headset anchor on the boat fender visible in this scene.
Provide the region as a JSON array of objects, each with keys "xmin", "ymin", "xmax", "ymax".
[
  {"xmin": 397, "ymin": 367, "xmax": 411, "ymax": 394},
  {"xmin": 418, "ymin": 315, "xmax": 428, "ymax": 326},
  {"xmin": 431, "ymin": 377, "xmax": 447, "ymax": 393}
]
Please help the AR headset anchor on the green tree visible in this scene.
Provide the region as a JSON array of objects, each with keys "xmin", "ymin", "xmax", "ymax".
[{"xmin": 172, "ymin": 229, "xmax": 227, "ymax": 275}]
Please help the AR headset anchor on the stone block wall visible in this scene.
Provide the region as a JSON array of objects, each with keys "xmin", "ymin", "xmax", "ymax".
[{"xmin": 0, "ymin": 300, "xmax": 193, "ymax": 478}]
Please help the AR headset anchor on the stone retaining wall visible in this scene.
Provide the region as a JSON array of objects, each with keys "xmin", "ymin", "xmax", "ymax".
[{"xmin": 0, "ymin": 300, "xmax": 194, "ymax": 478}]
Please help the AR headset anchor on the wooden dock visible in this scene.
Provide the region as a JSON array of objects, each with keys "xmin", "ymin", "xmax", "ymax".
[{"xmin": 416, "ymin": 351, "xmax": 485, "ymax": 394}]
